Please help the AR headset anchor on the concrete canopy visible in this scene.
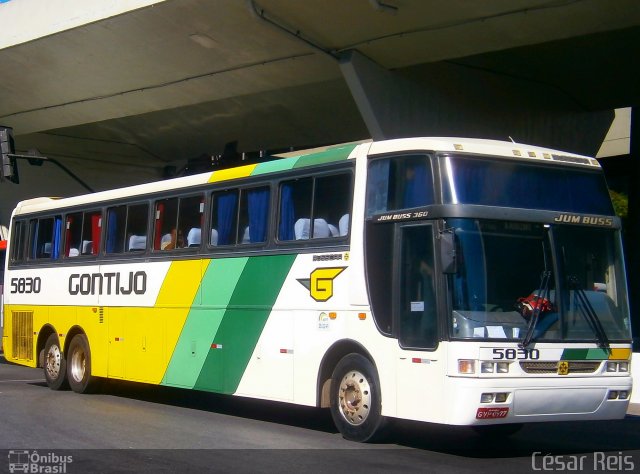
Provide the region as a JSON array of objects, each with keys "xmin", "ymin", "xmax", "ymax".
[{"xmin": 0, "ymin": 0, "xmax": 639, "ymax": 185}]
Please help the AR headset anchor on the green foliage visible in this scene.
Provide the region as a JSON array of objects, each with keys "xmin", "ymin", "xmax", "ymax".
[{"xmin": 609, "ymin": 190, "xmax": 628, "ymax": 218}]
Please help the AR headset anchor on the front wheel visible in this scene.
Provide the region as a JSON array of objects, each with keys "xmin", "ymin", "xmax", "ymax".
[
  {"xmin": 329, "ymin": 353, "xmax": 387, "ymax": 442},
  {"xmin": 67, "ymin": 334, "xmax": 98, "ymax": 393},
  {"xmin": 44, "ymin": 333, "xmax": 68, "ymax": 391}
]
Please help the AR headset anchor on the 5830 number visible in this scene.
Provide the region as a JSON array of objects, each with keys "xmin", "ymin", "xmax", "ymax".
[
  {"xmin": 492, "ymin": 348, "xmax": 540, "ymax": 360},
  {"xmin": 10, "ymin": 277, "xmax": 42, "ymax": 294}
]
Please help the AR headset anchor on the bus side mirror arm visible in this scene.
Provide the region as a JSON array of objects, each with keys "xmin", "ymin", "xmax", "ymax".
[{"xmin": 440, "ymin": 232, "xmax": 457, "ymax": 274}]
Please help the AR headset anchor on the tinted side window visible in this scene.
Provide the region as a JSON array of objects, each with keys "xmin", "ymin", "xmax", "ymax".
[
  {"xmin": 65, "ymin": 210, "xmax": 101, "ymax": 257},
  {"xmin": 279, "ymin": 173, "xmax": 351, "ymax": 241},
  {"xmin": 210, "ymin": 186, "xmax": 270, "ymax": 246},
  {"xmin": 366, "ymin": 155, "xmax": 434, "ymax": 217},
  {"xmin": 154, "ymin": 195, "xmax": 204, "ymax": 250},
  {"xmin": 106, "ymin": 203, "xmax": 149, "ymax": 253},
  {"xmin": 29, "ymin": 216, "xmax": 62, "ymax": 260},
  {"xmin": 10, "ymin": 220, "xmax": 26, "ymax": 263}
]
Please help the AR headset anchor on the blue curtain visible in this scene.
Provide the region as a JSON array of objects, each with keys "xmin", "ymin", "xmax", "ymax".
[
  {"xmin": 448, "ymin": 158, "xmax": 613, "ymax": 215},
  {"xmin": 450, "ymin": 218, "xmax": 486, "ymax": 311},
  {"xmin": 106, "ymin": 210, "xmax": 118, "ymax": 253},
  {"xmin": 366, "ymin": 160, "xmax": 390, "ymax": 216},
  {"xmin": 31, "ymin": 222, "xmax": 39, "ymax": 259},
  {"xmin": 403, "ymin": 161, "xmax": 430, "ymax": 208},
  {"xmin": 52, "ymin": 217, "xmax": 62, "ymax": 260},
  {"xmin": 279, "ymin": 184, "xmax": 295, "ymax": 241},
  {"xmin": 248, "ymin": 188, "xmax": 269, "ymax": 243},
  {"xmin": 217, "ymin": 192, "xmax": 238, "ymax": 245}
]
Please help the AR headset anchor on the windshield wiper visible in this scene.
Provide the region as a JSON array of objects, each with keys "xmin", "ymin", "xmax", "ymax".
[
  {"xmin": 568, "ymin": 275, "xmax": 610, "ymax": 349},
  {"xmin": 520, "ymin": 270, "xmax": 552, "ymax": 348}
]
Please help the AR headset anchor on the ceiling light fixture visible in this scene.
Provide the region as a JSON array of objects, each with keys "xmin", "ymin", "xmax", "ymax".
[{"xmin": 189, "ymin": 33, "xmax": 217, "ymax": 49}]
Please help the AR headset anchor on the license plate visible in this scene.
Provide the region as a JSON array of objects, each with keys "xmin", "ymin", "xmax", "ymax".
[{"xmin": 476, "ymin": 407, "xmax": 509, "ymax": 419}]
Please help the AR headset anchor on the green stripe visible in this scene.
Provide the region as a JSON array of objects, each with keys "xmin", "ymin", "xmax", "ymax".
[
  {"xmin": 162, "ymin": 258, "xmax": 248, "ymax": 388},
  {"xmin": 251, "ymin": 158, "xmax": 298, "ymax": 175},
  {"xmin": 193, "ymin": 254, "xmax": 296, "ymax": 393},
  {"xmin": 560, "ymin": 348, "xmax": 610, "ymax": 360},
  {"xmin": 293, "ymin": 144, "xmax": 356, "ymax": 169}
]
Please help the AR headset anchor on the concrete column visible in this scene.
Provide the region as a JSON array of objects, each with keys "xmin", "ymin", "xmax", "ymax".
[{"xmin": 339, "ymin": 49, "xmax": 614, "ymax": 157}]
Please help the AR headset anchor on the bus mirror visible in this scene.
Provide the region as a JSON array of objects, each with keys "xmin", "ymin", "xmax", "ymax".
[{"xmin": 440, "ymin": 232, "xmax": 457, "ymax": 274}]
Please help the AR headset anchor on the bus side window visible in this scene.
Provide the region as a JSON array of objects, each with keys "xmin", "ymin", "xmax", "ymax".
[
  {"xmin": 10, "ymin": 220, "xmax": 26, "ymax": 263},
  {"xmin": 239, "ymin": 186, "xmax": 269, "ymax": 244},
  {"xmin": 210, "ymin": 189, "xmax": 239, "ymax": 246},
  {"xmin": 154, "ymin": 198, "xmax": 179, "ymax": 250},
  {"xmin": 29, "ymin": 216, "xmax": 62, "ymax": 260},
  {"xmin": 65, "ymin": 210, "xmax": 101, "ymax": 257},
  {"xmin": 65, "ymin": 212, "xmax": 83, "ymax": 257},
  {"xmin": 279, "ymin": 173, "xmax": 351, "ymax": 241},
  {"xmin": 279, "ymin": 178, "xmax": 312, "ymax": 241},
  {"xmin": 126, "ymin": 203, "xmax": 149, "ymax": 252},
  {"xmin": 179, "ymin": 195, "xmax": 204, "ymax": 248},
  {"xmin": 313, "ymin": 174, "xmax": 351, "ymax": 238},
  {"xmin": 106, "ymin": 205, "xmax": 126, "ymax": 254}
]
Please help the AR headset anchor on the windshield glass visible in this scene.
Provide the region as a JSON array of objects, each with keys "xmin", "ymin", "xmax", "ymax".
[
  {"xmin": 442, "ymin": 155, "xmax": 614, "ymax": 215},
  {"xmin": 448, "ymin": 219, "xmax": 631, "ymax": 343}
]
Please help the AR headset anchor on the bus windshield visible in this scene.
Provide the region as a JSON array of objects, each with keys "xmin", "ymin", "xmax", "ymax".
[
  {"xmin": 448, "ymin": 219, "xmax": 631, "ymax": 344},
  {"xmin": 442, "ymin": 155, "xmax": 614, "ymax": 215}
]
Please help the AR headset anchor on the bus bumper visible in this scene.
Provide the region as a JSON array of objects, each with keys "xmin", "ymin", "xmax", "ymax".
[{"xmin": 443, "ymin": 376, "xmax": 632, "ymax": 425}]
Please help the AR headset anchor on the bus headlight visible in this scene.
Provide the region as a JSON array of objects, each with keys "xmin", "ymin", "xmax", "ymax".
[
  {"xmin": 481, "ymin": 362, "xmax": 494, "ymax": 373},
  {"xmin": 496, "ymin": 362, "xmax": 510, "ymax": 373},
  {"xmin": 607, "ymin": 361, "xmax": 630, "ymax": 372}
]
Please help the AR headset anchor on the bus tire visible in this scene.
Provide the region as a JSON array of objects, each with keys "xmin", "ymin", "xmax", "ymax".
[
  {"xmin": 44, "ymin": 333, "xmax": 68, "ymax": 391},
  {"xmin": 67, "ymin": 334, "xmax": 97, "ymax": 394},
  {"xmin": 329, "ymin": 353, "xmax": 387, "ymax": 442}
]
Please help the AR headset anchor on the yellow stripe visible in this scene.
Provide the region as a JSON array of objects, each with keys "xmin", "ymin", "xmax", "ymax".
[
  {"xmin": 208, "ymin": 164, "xmax": 257, "ymax": 183},
  {"xmin": 608, "ymin": 348, "xmax": 631, "ymax": 360}
]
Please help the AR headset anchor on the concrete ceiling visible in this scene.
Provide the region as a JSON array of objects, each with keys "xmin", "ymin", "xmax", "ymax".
[{"xmin": 1, "ymin": 0, "xmax": 639, "ymax": 183}]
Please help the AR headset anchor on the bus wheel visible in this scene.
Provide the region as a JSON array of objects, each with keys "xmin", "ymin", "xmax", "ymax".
[
  {"xmin": 330, "ymin": 353, "xmax": 386, "ymax": 442},
  {"xmin": 44, "ymin": 333, "xmax": 68, "ymax": 391},
  {"xmin": 67, "ymin": 334, "xmax": 97, "ymax": 394}
]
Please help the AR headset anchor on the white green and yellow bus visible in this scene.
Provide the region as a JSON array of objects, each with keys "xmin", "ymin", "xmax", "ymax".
[{"xmin": 1, "ymin": 137, "xmax": 632, "ymax": 441}]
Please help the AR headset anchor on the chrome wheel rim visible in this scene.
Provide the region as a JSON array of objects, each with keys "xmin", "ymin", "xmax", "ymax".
[
  {"xmin": 45, "ymin": 344, "xmax": 61, "ymax": 380},
  {"xmin": 338, "ymin": 370, "xmax": 371, "ymax": 426},
  {"xmin": 69, "ymin": 345, "xmax": 86, "ymax": 383}
]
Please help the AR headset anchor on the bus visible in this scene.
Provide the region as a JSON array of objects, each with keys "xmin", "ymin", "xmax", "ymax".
[{"xmin": 1, "ymin": 137, "xmax": 632, "ymax": 442}]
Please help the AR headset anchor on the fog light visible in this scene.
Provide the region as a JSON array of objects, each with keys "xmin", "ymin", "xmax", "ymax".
[
  {"xmin": 497, "ymin": 362, "xmax": 510, "ymax": 373},
  {"xmin": 495, "ymin": 392, "xmax": 508, "ymax": 403},
  {"xmin": 606, "ymin": 362, "xmax": 618, "ymax": 372},
  {"xmin": 481, "ymin": 362, "xmax": 494, "ymax": 373},
  {"xmin": 618, "ymin": 391, "xmax": 629, "ymax": 400},
  {"xmin": 618, "ymin": 362, "xmax": 629, "ymax": 372},
  {"xmin": 608, "ymin": 391, "xmax": 618, "ymax": 400},
  {"xmin": 458, "ymin": 359, "xmax": 476, "ymax": 374},
  {"xmin": 480, "ymin": 393, "xmax": 494, "ymax": 403}
]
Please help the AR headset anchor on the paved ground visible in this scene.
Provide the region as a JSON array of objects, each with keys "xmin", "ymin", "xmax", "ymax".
[{"xmin": 1, "ymin": 354, "xmax": 639, "ymax": 473}]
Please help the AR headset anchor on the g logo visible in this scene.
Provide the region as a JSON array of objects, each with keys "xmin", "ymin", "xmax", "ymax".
[
  {"xmin": 298, "ymin": 267, "xmax": 346, "ymax": 302},
  {"xmin": 557, "ymin": 361, "xmax": 570, "ymax": 375}
]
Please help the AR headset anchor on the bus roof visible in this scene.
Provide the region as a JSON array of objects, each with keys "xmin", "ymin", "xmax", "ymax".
[{"xmin": 12, "ymin": 137, "xmax": 599, "ymax": 216}]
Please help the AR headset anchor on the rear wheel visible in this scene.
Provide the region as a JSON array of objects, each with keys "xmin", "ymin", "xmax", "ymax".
[
  {"xmin": 329, "ymin": 353, "xmax": 387, "ymax": 442},
  {"xmin": 44, "ymin": 333, "xmax": 68, "ymax": 390},
  {"xmin": 67, "ymin": 334, "xmax": 98, "ymax": 393}
]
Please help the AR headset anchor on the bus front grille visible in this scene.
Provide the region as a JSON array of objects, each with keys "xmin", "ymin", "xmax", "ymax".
[
  {"xmin": 11, "ymin": 311, "xmax": 34, "ymax": 361},
  {"xmin": 520, "ymin": 361, "xmax": 601, "ymax": 374}
]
